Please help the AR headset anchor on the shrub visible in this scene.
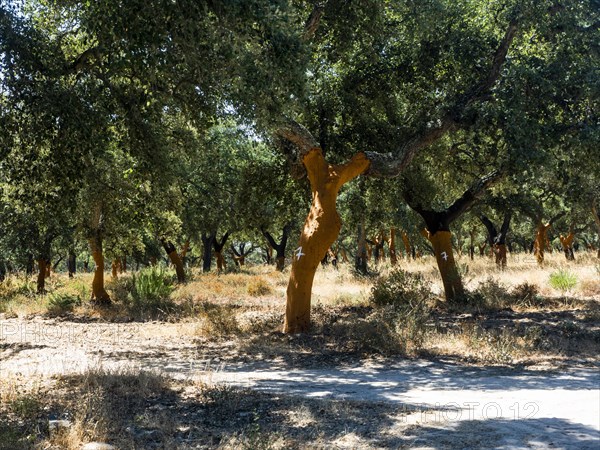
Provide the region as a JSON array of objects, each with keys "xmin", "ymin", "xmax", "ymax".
[
  {"xmin": 549, "ymin": 269, "xmax": 577, "ymax": 292},
  {"xmin": 246, "ymin": 277, "xmax": 273, "ymax": 297},
  {"xmin": 127, "ymin": 266, "xmax": 176, "ymax": 316},
  {"xmin": 472, "ymin": 278, "xmax": 509, "ymax": 310},
  {"xmin": 327, "ymin": 303, "xmax": 429, "ymax": 355},
  {"xmin": 511, "ymin": 282, "xmax": 542, "ymax": 308},
  {"xmin": 47, "ymin": 293, "xmax": 81, "ymax": 315},
  {"xmin": 370, "ymin": 269, "xmax": 432, "ymax": 307},
  {"xmin": 196, "ymin": 302, "xmax": 241, "ymax": 336},
  {"xmin": 364, "ymin": 270, "xmax": 432, "ymax": 354}
]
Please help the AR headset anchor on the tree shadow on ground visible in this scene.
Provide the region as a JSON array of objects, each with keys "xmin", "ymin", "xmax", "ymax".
[
  {"xmin": 404, "ymin": 417, "xmax": 599, "ymax": 450},
  {"xmin": 25, "ymin": 370, "xmax": 600, "ymax": 449}
]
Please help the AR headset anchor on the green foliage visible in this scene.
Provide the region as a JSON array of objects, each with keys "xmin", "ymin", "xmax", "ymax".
[
  {"xmin": 549, "ymin": 269, "xmax": 578, "ymax": 292},
  {"xmin": 131, "ymin": 266, "xmax": 174, "ymax": 306},
  {"xmin": 9, "ymin": 394, "xmax": 41, "ymax": 419},
  {"xmin": 370, "ymin": 269, "xmax": 432, "ymax": 307},
  {"xmin": 47, "ymin": 292, "xmax": 81, "ymax": 315},
  {"xmin": 108, "ymin": 267, "xmax": 177, "ymax": 317}
]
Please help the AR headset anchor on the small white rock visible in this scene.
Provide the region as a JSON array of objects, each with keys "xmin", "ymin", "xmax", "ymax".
[
  {"xmin": 81, "ymin": 443, "xmax": 116, "ymax": 450},
  {"xmin": 48, "ymin": 419, "xmax": 72, "ymax": 432}
]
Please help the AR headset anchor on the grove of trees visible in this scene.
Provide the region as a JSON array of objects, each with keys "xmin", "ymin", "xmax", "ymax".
[{"xmin": 1, "ymin": 0, "xmax": 598, "ymax": 332}]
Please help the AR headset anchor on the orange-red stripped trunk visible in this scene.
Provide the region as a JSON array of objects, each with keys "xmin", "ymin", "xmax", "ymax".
[
  {"xmin": 89, "ymin": 236, "xmax": 111, "ymax": 305},
  {"xmin": 424, "ymin": 230, "xmax": 464, "ymax": 302},
  {"xmin": 559, "ymin": 233, "xmax": 575, "ymax": 261},
  {"xmin": 534, "ymin": 222, "xmax": 551, "ymax": 265},
  {"xmin": 215, "ymin": 252, "xmax": 226, "ymax": 272},
  {"xmin": 161, "ymin": 240, "xmax": 186, "ymax": 283},
  {"xmin": 111, "ymin": 259, "xmax": 119, "ymax": 279},
  {"xmin": 284, "ymin": 150, "xmax": 369, "ymax": 333},
  {"xmin": 36, "ymin": 259, "xmax": 47, "ymax": 294},
  {"xmin": 494, "ymin": 244, "xmax": 507, "ymax": 269}
]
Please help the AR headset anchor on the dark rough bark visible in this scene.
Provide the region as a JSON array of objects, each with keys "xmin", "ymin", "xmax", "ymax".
[
  {"xmin": 67, "ymin": 251, "xmax": 76, "ymax": 278},
  {"xmin": 26, "ymin": 254, "xmax": 34, "ymax": 275},
  {"xmin": 201, "ymin": 232, "xmax": 216, "ymax": 272}
]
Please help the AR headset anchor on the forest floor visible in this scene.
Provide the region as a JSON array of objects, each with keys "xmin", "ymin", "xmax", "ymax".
[{"xmin": 0, "ymin": 252, "xmax": 599, "ymax": 449}]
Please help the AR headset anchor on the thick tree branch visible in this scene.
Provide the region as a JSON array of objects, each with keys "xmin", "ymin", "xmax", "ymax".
[
  {"xmin": 303, "ymin": 2, "xmax": 327, "ymax": 41},
  {"xmin": 548, "ymin": 212, "xmax": 566, "ymax": 226},
  {"xmin": 479, "ymin": 214, "xmax": 498, "ymax": 245},
  {"xmin": 69, "ymin": 45, "xmax": 102, "ymax": 73},
  {"xmin": 261, "ymin": 228, "xmax": 278, "ymax": 249},
  {"xmin": 500, "ymin": 212, "xmax": 512, "ymax": 237},
  {"xmin": 364, "ymin": 20, "xmax": 518, "ymax": 177},
  {"xmin": 446, "ymin": 170, "xmax": 502, "ymax": 224}
]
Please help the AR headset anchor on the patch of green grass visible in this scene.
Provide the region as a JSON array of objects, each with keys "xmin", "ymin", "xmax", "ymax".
[
  {"xmin": 549, "ymin": 269, "xmax": 577, "ymax": 293},
  {"xmin": 47, "ymin": 292, "xmax": 81, "ymax": 315}
]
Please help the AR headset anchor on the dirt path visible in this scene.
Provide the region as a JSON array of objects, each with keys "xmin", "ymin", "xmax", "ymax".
[{"xmin": 2, "ymin": 317, "xmax": 599, "ymax": 449}]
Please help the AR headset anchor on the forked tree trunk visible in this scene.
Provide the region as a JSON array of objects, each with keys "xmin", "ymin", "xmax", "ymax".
[
  {"xmin": 480, "ymin": 213, "xmax": 511, "ymax": 269},
  {"xmin": 285, "ymin": 150, "xmax": 369, "ymax": 333},
  {"xmin": 262, "ymin": 225, "xmax": 291, "ymax": 272},
  {"xmin": 36, "ymin": 259, "xmax": 47, "ymax": 294},
  {"xmin": 406, "ymin": 171, "xmax": 501, "ymax": 301},
  {"xmin": 89, "ymin": 234, "xmax": 111, "ymax": 305},
  {"xmin": 389, "ymin": 227, "xmax": 398, "ymax": 266},
  {"xmin": 559, "ymin": 232, "xmax": 575, "ymax": 261},
  {"xmin": 478, "ymin": 242, "xmax": 487, "ymax": 256},
  {"xmin": 212, "ymin": 232, "xmax": 230, "ymax": 272},
  {"xmin": 232, "ymin": 243, "xmax": 254, "ymax": 267},
  {"xmin": 423, "ymin": 230, "xmax": 464, "ymax": 301},
  {"xmin": 161, "ymin": 239, "xmax": 186, "ymax": 283}
]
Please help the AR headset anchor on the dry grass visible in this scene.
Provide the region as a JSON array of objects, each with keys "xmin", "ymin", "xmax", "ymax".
[
  {"xmin": 0, "ymin": 364, "xmax": 417, "ymax": 449},
  {"xmin": 1, "ymin": 253, "xmax": 598, "ymax": 448},
  {"xmin": 1, "ymin": 252, "xmax": 598, "ymax": 365}
]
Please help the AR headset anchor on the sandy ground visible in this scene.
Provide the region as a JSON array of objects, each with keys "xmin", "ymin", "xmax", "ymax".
[{"xmin": 1, "ymin": 317, "xmax": 599, "ymax": 449}]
